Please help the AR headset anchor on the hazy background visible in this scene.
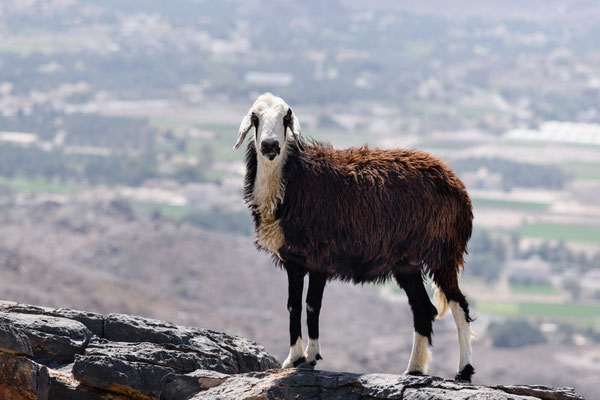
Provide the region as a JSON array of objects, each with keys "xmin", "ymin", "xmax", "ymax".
[{"xmin": 1, "ymin": 1, "xmax": 599, "ymax": 398}]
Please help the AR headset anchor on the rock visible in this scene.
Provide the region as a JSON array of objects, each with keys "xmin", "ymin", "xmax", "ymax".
[
  {"xmin": 161, "ymin": 370, "xmax": 230, "ymax": 400},
  {"xmin": 0, "ymin": 300, "xmax": 586, "ymax": 400},
  {"xmin": 492, "ymin": 384, "xmax": 585, "ymax": 400},
  {"xmin": 0, "ymin": 322, "xmax": 33, "ymax": 356},
  {"xmin": 84, "ymin": 337, "xmax": 235, "ymax": 374},
  {"xmin": 38, "ymin": 364, "xmax": 132, "ymax": 400},
  {"xmin": 73, "ymin": 354, "xmax": 176, "ymax": 399},
  {"xmin": 200, "ymin": 329, "xmax": 283, "ymax": 373},
  {"xmin": 192, "ymin": 369, "xmax": 585, "ymax": 400},
  {"xmin": 190, "ymin": 370, "xmax": 431, "ymax": 400},
  {"xmin": 103, "ymin": 313, "xmax": 279, "ymax": 373},
  {"xmin": 103, "ymin": 313, "xmax": 197, "ymax": 345},
  {"xmin": 0, "ymin": 352, "xmax": 40, "ymax": 400},
  {"xmin": 0, "ymin": 301, "xmax": 279, "ymax": 399},
  {"xmin": 0, "ymin": 301, "xmax": 105, "ymax": 337},
  {"xmin": 0, "ymin": 311, "xmax": 92, "ymax": 365}
]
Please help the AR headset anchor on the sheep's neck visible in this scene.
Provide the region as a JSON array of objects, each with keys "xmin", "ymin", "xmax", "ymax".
[{"xmin": 253, "ymin": 152, "xmax": 287, "ymax": 255}]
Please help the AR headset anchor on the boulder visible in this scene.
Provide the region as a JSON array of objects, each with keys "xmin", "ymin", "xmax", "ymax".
[
  {"xmin": 0, "ymin": 311, "xmax": 92, "ymax": 365},
  {"xmin": 192, "ymin": 369, "xmax": 585, "ymax": 400},
  {"xmin": 0, "ymin": 301, "xmax": 104, "ymax": 336},
  {"xmin": 161, "ymin": 369, "xmax": 230, "ymax": 400},
  {"xmin": 0, "ymin": 321, "xmax": 33, "ymax": 356}
]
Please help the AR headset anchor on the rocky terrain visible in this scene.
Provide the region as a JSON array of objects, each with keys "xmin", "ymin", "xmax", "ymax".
[{"xmin": 0, "ymin": 301, "xmax": 585, "ymax": 400}]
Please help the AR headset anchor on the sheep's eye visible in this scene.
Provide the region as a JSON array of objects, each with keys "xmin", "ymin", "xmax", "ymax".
[{"xmin": 251, "ymin": 113, "xmax": 259, "ymax": 126}]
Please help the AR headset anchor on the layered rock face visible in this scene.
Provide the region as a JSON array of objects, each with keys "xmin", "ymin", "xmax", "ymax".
[{"xmin": 0, "ymin": 301, "xmax": 585, "ymax": 400}]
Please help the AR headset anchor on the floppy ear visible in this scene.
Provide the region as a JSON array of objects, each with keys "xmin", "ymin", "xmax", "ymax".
[
  {"xmin": 233, "ymin": 112, "xmax": 255, "ymax": 150},
  {"xmin": 286, "ymin": 108, "xmax": 305, "ymax": 152}
]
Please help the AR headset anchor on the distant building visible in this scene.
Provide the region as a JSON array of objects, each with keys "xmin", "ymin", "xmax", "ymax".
[
  {"xmin": 0, "ymin": 131, "xmax": 38, "ymax": 146},
  {"xmin": 504, "ymin": 121, "xmax": 600, "ymax": 146},
  {"xmin": 461, "ymin": 167, "xmax": 503, "ymax": 190},
  {"xmin": 580, "ymin": 270, "xmax": 600, "ymax": 298},
  {"xmin": 507, "ymin": 257, "xmax": 553, "ymax": 286}
]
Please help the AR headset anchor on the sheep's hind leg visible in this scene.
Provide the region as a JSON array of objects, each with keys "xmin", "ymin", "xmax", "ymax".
[
  {"xmin": 434, "ymin": 269, "xmax": 475, "ymax": 382},
  {"xmin": 449, "ymin": 299, "xmax": 474, "ymax": 382},
  {"xmin": 304, "ymin": 271, "xmax": 327, "ymax": 367},
  {"xmin": 394, "ymin": 271, "xmax": 438, "ymax": 375},
  {"xmin": 282, "ymin": 263, "xmax": 307, "ymax": 368}
]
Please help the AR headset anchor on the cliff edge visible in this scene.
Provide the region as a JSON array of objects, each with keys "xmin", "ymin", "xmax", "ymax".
[{"xmin": 0, "ymin": 301, "xmax": 584, "ymax": 400}]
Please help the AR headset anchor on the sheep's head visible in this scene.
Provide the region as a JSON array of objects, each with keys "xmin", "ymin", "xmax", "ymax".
[{"xmin": 233, "ymin": 93, "xmax": 304, "ymax": 160}]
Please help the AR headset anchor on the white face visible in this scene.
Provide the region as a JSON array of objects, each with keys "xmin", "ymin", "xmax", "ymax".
[
  {"xmin": 233, "ymin": 93, "xmax": 303, "ymax": 160},
  {"xmin": 253, "ymin": 104, "xmax": 289, "ymax": 161}
]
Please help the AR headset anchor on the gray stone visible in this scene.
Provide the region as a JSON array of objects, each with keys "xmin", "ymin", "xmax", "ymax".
[
  {"xmin": 103, "ymin": 313, "xmax": 197, "ymax": 345},
  {"xmin": 73, "ymin": 354, "xmax": 176, "ymax": 399},
  {"xmin": 193, "ymin": 369, "xmax": 585, "ymax": 400},
  {"xmin": 493, "ymin": 385, "xmax": 585, "ymax": 400},
  {"xmin": 200, "ymin": 329, "xmax": 282, "ymax": 373},
  {"xmin": 403, "ymin": 386, "xmax": 535, "ymax": 400},
  {"xmin": 359, "ymin": 373, "xmax": 434, "ymax": 399},
  {"xmin": 0, "ymin": 322, "xmax": 33, "ymax": 356},
  {"xmin": 161, "ymin": 369, "xmax": 230, "ymax": 400},
  {"xmin": 0, "ymin": 301, "xmax": 104, "ymax": 337},
  {"xmin": 104, "ymin": 313, "xmax": 279, "ymax": 373},
  {"xmin": 0, "ymin": 311, "xmax": 93, "ymax": 365},
  {"xmin": 85, "ymin": 337, "xmax": 236, "ymax": 374}
]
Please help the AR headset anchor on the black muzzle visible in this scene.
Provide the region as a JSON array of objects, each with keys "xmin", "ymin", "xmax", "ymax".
[{"xmin": 261, "ymin": 140, "xmax": 280, "ymax": 160}]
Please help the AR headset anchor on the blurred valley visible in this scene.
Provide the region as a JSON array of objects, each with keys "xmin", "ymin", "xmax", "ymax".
[{"xmin": 0, "ymin": 1, "xmax": 599, "ymax": 398}]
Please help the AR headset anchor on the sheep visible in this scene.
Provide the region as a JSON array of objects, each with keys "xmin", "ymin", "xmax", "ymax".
[{"xmin": 233, "ymin": 93, "xmax": 475, "ymax": 382}]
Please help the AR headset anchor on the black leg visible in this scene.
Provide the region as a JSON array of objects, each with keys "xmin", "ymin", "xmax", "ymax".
[
  {"xmin": 286, "ymin": 263, "xmax": 305, "ymax": 345},
  {"xmin": 306, "ymin": 271, "xmax": 326, "ymax": 340},
  {"xmin": 305, "ymin": 271, "xmax": 327, "ymax": 366},
  {"xmin": 395, "ymin": 272, "xmax": 438, "ymax": 343},
  {"xmin": 282, "ymin": 263, "xmax": 306, "ymax": 368}
]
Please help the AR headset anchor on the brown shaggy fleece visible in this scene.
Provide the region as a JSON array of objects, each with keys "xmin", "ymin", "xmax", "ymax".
[{"xmin": 244, "ymin": 139, "xmax": 473, "ymax": 288}]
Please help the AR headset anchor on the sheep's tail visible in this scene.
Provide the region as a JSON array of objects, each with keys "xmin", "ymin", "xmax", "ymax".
[{"xmin": 432, "ymin": 282, "xmax": 448, "ymax": 319}]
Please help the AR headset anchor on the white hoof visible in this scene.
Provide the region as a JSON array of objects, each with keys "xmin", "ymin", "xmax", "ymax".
[
  {"xmin": 282, "ymin": 337, "xmax": 304, "ymax": 368},
  {"xmin": 303, "ymin": 338, "xmax": 322, "ymax": 366},
  {"xmin": 282, "ymin": 355, "xmax": 305, "ymax": 368}
]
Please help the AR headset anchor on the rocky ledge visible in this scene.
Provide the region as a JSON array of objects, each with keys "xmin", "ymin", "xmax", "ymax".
[{"xmin": 0, "ymin": 301, "xmax": 585, "ymax": 400}]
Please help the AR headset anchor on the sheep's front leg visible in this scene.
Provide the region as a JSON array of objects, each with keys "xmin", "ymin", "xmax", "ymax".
[
  {"xmin": 282, "ymin": 264, "xmax": 306, "ymax": 368},
  {"xmin": 394, "ymin": 272, "xmax": 438, "ymax": 375},
  {"xmin": 305, "ymin": 271, "xmax": 326, "ymax": 366}
]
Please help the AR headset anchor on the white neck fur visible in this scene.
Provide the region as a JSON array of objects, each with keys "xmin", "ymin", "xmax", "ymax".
[{"xmin": 252, "ymin": 145, "xmax": 288, "ymax": 254}]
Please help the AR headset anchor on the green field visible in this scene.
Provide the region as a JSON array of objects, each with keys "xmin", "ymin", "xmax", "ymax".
[
  {"xmin": 510, "ymin": 284, "xmax": 559, "ymax": 296},
  {"xmin": 0, "ymin": 176, "xmax": 77, "ymax": 193},
  {"xmin": 519, "ymin": 222, "xmax": 600, "ymax": 243},
  {"xmin": 477, "ymin": 300, "xmax": 600, "ymax": 326},
  {"xmin": 558, "ymin": 161, "xmax": 600, "ymax": 181},
  {"xmin": 571, "ymin": 172, "xmax": 600, "ymax": 181},
  {"xmin": 472, "ymin": 197, "xmax": 549, "ymax": 210}
]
